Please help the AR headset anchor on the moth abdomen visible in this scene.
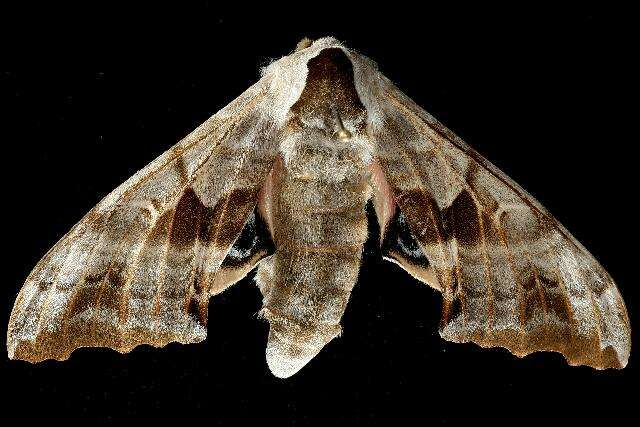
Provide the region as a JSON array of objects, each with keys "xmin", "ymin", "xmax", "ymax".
[
  {"xmin": 264, "ymin": 196, "xmax": 368, "ymax": 327},
  {"xmin": 257, "ymin": 127, "xmax": 371, "ymax": 377}
]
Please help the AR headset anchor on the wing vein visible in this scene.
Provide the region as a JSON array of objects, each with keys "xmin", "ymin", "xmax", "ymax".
[{"xmin": 152, "ymin": 204, "xmax": 179, "ymax": 331}]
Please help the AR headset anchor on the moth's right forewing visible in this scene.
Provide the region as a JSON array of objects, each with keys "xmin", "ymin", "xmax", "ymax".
[
  {"xmin": 369, "ymin": 75, "xmax": 630, "ymax": 369},
  {"xmin": 8, "ymin": 77, "xmax": 280, "ymax": 362}
]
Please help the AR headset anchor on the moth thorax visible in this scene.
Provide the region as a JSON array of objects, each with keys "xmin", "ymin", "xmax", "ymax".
[{"xmin": 281, "ymin": 131, "xmax": 370, "ymax": 184}]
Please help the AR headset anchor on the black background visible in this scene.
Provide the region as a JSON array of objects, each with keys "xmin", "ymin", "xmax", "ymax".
[{"xmin": 1, "ymin": 3, "xmax": 636, "ymax": 425}]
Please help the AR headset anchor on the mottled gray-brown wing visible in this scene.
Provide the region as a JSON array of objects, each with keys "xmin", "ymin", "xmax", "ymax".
[
  {"xmin": 372, "ymin": 75, "xmax": 630, "ymax": 369},
  {"xmin": 8, "ymin": 78, "xmax": 279, "ymax": 362}
]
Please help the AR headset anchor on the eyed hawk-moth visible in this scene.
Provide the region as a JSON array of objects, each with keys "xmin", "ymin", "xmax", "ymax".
[{"xmin": 7, "ymin": 37, "xmax": 630, "ymax": 378}]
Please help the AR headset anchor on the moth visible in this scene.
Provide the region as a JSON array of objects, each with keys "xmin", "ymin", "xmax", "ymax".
[{"xmin": 8, "ymin": 37, "xmax": 631, "ymax": 378}]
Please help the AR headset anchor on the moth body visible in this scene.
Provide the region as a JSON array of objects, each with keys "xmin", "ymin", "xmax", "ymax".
[
  {"xmin": 258, "ymin": 128, "xmax": 372, "ymax": 377},
  {"xmin": 256, "ymin": 48, "xmax": 374, "ymax": 377}
]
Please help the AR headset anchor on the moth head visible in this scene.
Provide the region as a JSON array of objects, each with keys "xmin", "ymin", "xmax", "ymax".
[
  {"xmin": 263, "ymin": 36, "xmax": 379, "ymax": 132},
  {"xmin": 294, "ymin": 37, "xmax": 314, "ymax": 52},
  {"xmin": 288, "ymin": 47, "xmax": 367, "ymax": 140}
]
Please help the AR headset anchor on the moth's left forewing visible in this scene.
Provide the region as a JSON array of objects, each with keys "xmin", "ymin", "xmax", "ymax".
[
  {"xmin": 8, "ymin": 76, "xmax": 282, "ymax": 362},
  {"xmin": 366, "ymin": 72, "xmax": 631, "ymax": 369}
]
